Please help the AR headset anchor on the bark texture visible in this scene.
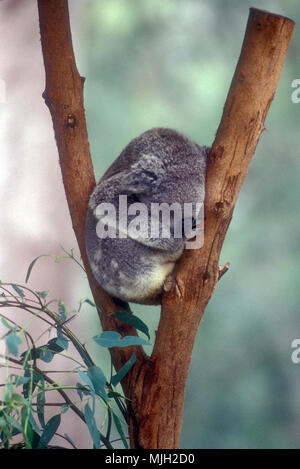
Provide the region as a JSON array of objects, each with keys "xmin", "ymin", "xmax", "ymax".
[
  {"xmin": 37, "ymin": 0, "xmax": 147, "ymax": 381},
  {"xmin": 129, "ymin": 8, "xmax": 295, "ymax": 448},
  {"xmin": 37, "ymin": 1, "xmax": 294, "ymax": 449}
]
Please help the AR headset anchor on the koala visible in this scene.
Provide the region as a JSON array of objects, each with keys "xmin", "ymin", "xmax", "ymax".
[{"xmin": 85, "ymin": 127, "xmax": 209, "ymax": 305}]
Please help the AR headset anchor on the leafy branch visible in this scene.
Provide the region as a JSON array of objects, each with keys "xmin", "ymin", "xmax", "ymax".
[{"xmin": 0, "ymin": 256, "xmax": 151, "ymax": 448}]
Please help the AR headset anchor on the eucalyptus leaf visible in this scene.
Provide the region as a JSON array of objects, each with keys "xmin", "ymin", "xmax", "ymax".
[
  {"xmin": 93, "ymin": 331, "xmax": 150, "ymax": 348},
  {"xmin": 76, "ymin": 382, "xmax": 91, "ymax": 400},
  {"xmin": 4, "ymin": 414, "xmax": 23, "ymax": 433},
  {"xmin": 14, "ymin": 376, "xmax": 30, "ymax": 387},
  {"xmin": 84, "ymin": 403, "xmax": 100, "ymax": 449},
  {"xmin": 25, "ymin": 255, "xmax": 50, "ymax": 283},
  {"xmin": 22, "ymin": 338, "xmax": 65, "ymax": 364},
  {"xmin": 55, "ymin": 334, "xmax": 69, "ymax": 351},
  {"xmin": 112, "ymin": 412, "xmax": 128, "ymax": 449},
  {"xmin": 23, "ymin": 369, "xmax": 43, "ymax": 398},
  {"xmin": 39, "ymin": 348, "xmax": 54, "ymax": 363},
  {"xmin": 111, "ymin": 353, "xmax": 136, "ymax": 387},
  {"xmin": 78, "ymin": 370, "xmax": 95, "ymax": 393},
  {"xmin": 28, "ymin": 412, "xmax": 42, "ymax": 437},
  {"xmin": 87, "ymin": 366, "xmax": 108, "ymax": 399},
  {"xmin": 11, "ymin": 284, "xmax": 25, "ymax": 298},
  {"xmin": 6, "ymin": 333, "xmax": 22, "ymax": 357},
  {"xmin": 36, "ymin": 290, "xmax": 49, "ymax": 299},
  {"xmin": 81, "ymin": 298, "xmax": 96, "ymax": 307},
  {"xmin": 37, "ymin": 377, "xmax": 45, "ymax": 429},
  {"xmin": 64, "ymin": 432, "xmax": 76, "ymax": 448},
  {"xmin": 37, "ymin": 414, "xmax": 61, "ymax": 449},
  {"xmin": 1, "ymin": 317, "xmax": 16, "ymax": 331},
  {"xmin": 58, "ymin": 300, "xmax": 67, "ymax": 322},
  {"xmin": 113, "ymin": 311, "xmax": 150, "ymax": 339}
]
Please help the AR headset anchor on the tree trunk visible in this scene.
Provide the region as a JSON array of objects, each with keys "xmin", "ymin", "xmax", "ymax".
[{"xmin": 37, "ymin": 1, "xmax": 294, "ymax": 449}]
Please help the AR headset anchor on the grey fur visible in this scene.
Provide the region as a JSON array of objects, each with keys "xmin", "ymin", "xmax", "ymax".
[{"xmin": 85, "ymin": 127, "xmax": 209, "ymax": 304}]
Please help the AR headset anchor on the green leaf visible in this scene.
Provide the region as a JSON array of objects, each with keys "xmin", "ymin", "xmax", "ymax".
[
  {"xmin": 23, "ymin": 369, "xmax": 43, "ymax": 398},
  {"xmin": 4, "ymin": 414, "xmax": 23, "ymax": 433},
  {"xmin": 87, "ymin": 366, "xmax": 108, "ymax": 399},
  {"xmin": 6, "ymin": 333, "xmax": 22, "ymax": 356},
  {"xmin": 37, "ymin": 378, "xmax": 45, "ymax": 429},
  {"xmin": 111, "ymin": 353, "xmax": 136, "ymax": 387},
  {"xmin": 64, "ymin": 433, "xmax": 76, "ymax": 448},
  {"xmin": 76, "ymin": 382, "xmax": 90, "ymax": 400},
  {"xmin": 37, "ymin": 414, "xmax": 61, "ymax": 449},
  {"xmin": 22, "ymin": 338, "xmax": 65, "ymax": 364},
  {"xmin": 65, "ymin": 335, "xmax": 93, "ymax": 369},
  {"xmin": 80, "ymin": 297, "xmax": 96, "ymax": 307},
  {"xmin": 113, "ymin": 311, "xmax": 150, "ymax": 340},
  {"xmin": 14, "ymin": 376, "xmax": 30, "ymax": 386},
  {"xmin": 93, "ymin": 331, "xmax": 150, "ymax": 348},
  {"xmin": 55, "ymin": 334, "xmax": 69, "ymax": 351},
  {"xmin": 0, "ymin": 418, "xmax": 9, "ymax": 443},
  {"xmin": 11, "ymin": 284, "xmax": 25, "ymax": 298},
  {"xmin": 21, "ymin": 414, "xmax": 33, "ymax": 449},
  {"xmin": 22, "ymin": 346, "xmax": 53, "ymax": 364},
  {"xmin": 78, "ymin": 370, "xmax": 95, "ymax": 393},
  {"xmin": 21, "ymin": 408, "xmax": 40, "ymax": 449},
  {"xmin": 107, "ymin": 390, "xmax": 124, "ymax": 399},
  {"xmin": 4, "ymin": 382, "xmax": 14, "ymax": 403},
  {"xmin": 46, "ymin": 337, "xmax": 65, "ymax": 354},
  {"xmin": 28, "ymin": 412, "xmax": 41, "ymax": 437},
  {"xmin": 112, "ymin": 412, "xmax": 128, "ymax": 449},
  {"xmin": 58, "ymin": 300, "xmax": 68, "ymax": 322},
  {"xmin": 10, "ymin": 393, "xmax": 29, "ymax": 407},
  {"xmin": 84, "ymin": 403, "xmax": 100, "ymax": 449},
  {"xmin": 39, "ymin": 348, "xmax": 54, "ymax": 363},
  {"xmin": 36, "ymin": 290, "xmax": 48, "ymax": 299},
  {"xmin": 1, "ymin": 317, "xmax": 16, "ymax": 331},
  {"xmin": 25, "ymin": 255, "xmax": 49, "ymax": 283}
]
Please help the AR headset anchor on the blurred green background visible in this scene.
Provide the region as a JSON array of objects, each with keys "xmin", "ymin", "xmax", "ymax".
[{"xmin": 78, "ymin": 0, "xmax": 299, "ymax": 448}]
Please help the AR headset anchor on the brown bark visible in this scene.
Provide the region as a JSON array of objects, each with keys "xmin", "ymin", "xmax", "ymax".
[
  {"xmin": 127, "ymin": 9, "xmax": 295, "ymax": 448},
  {"xmin": 37, "ymin": 1, "xmax": 294, "ymax": 449},
  {"xmin": 37, "ymin": 0, "xmax": 147, "ymax": 382}
]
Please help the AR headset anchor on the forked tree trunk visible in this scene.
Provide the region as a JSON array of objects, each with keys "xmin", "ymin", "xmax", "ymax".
[{"xmin": 37, "ymin": 0, "xmax": 294, "ymax": 449}]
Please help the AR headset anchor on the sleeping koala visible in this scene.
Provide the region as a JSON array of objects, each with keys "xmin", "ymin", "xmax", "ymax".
[{"xmin": 85, "ymin": 127, "xmax": 209, "ymax": 305}]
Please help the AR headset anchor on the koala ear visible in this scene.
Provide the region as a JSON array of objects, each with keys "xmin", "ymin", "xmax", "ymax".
[{"xmin": 120, "ymin": 153, "xmax": 165, "ymax": 194}]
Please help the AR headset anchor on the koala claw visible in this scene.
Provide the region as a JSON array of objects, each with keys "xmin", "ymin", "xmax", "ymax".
[{"xmin": 163, "ymin": 273, "xmax": 176, "ymax": 294}]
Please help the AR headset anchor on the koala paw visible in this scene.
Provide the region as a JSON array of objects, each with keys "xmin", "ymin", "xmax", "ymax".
[{"xmin": 163, "ymin": 273, "xmax": 176, "ymax": 294}]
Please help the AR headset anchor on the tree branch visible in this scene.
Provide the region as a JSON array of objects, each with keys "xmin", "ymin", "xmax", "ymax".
[
  {"xmin": 125, "ymin": 8, "xmax": 295, "ymax": 448},
  {"xmin": 37, "ymin": 0, "xmax": 147, "ymax": 393},
  {"xmin": 37, "ymin": 1, "xmax": 294, "ymax": 449}
]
